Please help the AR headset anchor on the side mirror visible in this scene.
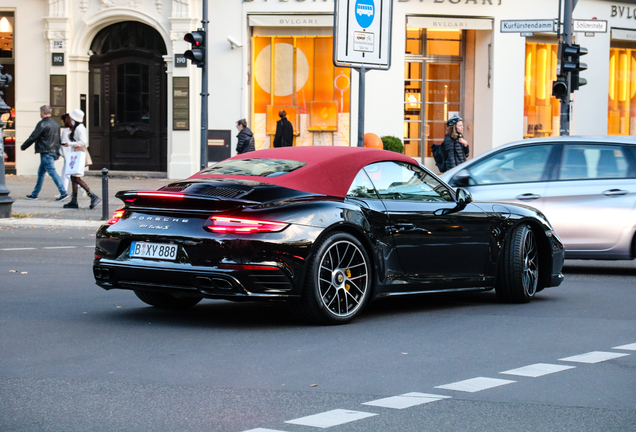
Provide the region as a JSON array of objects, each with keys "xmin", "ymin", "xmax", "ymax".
[
  {"xmin": 451, "ymin": 169, "xmax": 471, "ymax": 187},
  {"xmin": 456, "ymin": 188, "xmax": 473, "ymax": 205}
]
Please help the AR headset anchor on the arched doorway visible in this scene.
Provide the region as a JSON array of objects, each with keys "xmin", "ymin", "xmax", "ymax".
[{"xmin": 89, "ymin": 22, "xmax": 167, "ymax": 172}]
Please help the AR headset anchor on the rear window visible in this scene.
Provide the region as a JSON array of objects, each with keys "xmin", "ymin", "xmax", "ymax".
[{"xmin": 200, "ymin": 158, "xmax": 307, "ymax": 177}]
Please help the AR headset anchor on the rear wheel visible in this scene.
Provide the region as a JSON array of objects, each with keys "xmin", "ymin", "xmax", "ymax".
[
  {"xmin": 496, "ymin": 224, "xmax": 539, "ymax": 303},
  {"xmin": 134, "ymin": 290, "xmax": 202, "ymax": 309},
  {"xmin": 293, "ymin": 232, "xmax": 372, "ymax": 325}
]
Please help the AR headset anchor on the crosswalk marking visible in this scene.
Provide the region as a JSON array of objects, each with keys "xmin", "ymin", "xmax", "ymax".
[
  {"xmin": 435, "ymin": 377, "xmax": 516, "ymax": 393},
  {"xmin": 613, "ymin": 343, "xmax": 636, "ymax": 351},
  {"xmin": 363, "ymin": 392, "xmax": 451, "ymax": 409},
  {"xmin": 500, "ymin": 363, "xmax": 575, "ymax": 377},
  {"xmin": 285, "ymin": 409, "xmax": 377, "ymax": 428},
  {"xmin": 559, "ymin": 351, "xmax": 630, "ymax": 363}
]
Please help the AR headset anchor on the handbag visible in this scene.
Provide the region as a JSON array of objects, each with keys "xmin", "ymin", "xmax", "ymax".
[{"xmin": 64, "ymin": 151, "xmax": 86, "ymax": 176}]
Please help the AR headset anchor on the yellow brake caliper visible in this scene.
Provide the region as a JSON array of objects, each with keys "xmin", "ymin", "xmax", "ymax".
[{"xmin": 345, "ymin": 269, "xmax": 352, "ymax": 291}]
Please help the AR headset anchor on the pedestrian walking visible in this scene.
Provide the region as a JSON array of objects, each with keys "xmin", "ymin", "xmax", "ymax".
[
  {"xmin": 273, "ymin": 110, "xmax": 294, "ymax": 147},
  {"xmin": 441, "ymin": 116, "xmax": 469, "ymax": 172},
  {"xmin": 235, "ymin": 118, "xmax": 255, "ymax": 154},
  {"xmin": 55, "ymin": 113, "xmax": 73, "ymax": 200},
  {"xmin": 20, "ymin": 105, "xmax": 68, "ymax": 201},
  {"xmin": 62, "ymin": 109, "xmax": 101, "ymax": 210}
]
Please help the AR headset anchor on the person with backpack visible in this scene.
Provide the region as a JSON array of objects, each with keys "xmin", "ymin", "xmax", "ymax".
[
  {"xmin": 235, "ymin": 118, "xmax": 255, "ymax": 154},
  {"xmin": 441, "ymin": 115, "xmax": 469, "ymax": 172}
]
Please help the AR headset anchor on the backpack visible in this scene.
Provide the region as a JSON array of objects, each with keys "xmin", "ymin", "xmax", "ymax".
[{"xmin": 431, "ymin": 143, "xmax": 446, "ymax": 173}]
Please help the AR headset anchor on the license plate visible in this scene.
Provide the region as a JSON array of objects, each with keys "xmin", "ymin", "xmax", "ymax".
[{"xmin": 130, "ymin": 242, "xmax": 178, "ymax": 261}]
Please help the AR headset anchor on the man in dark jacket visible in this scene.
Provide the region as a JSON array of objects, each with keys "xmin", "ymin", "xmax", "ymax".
[
  {"xmin": 235, "ymin": 119, "xmax": 255, "ymax": 154},
  {"xmin": 273, "ymin": 110, "xmax": 294, "ymax": 147},
  {"xmin": 20, "ymin": 105, "xmax": 68, "ymax": 200}
]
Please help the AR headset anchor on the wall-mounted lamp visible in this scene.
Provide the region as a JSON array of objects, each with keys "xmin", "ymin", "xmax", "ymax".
[{"xmin": 227, "ymin": 36, "xmax": 243, "ymax": 49}]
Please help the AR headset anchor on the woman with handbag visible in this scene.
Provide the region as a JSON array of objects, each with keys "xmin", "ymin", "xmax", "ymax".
[{"xmin": 62, "ymin": 109, "xmax": 101, "ymax": 209}]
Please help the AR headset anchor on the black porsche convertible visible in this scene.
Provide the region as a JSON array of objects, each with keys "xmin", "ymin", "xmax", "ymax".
[{"xmin": 93, "ymin": 146, "xmax": 564, "ymax": 324}]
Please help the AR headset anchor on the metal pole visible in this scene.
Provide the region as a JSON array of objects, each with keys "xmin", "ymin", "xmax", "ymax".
[
  {"xmin": 357, "ymin": 66, "xmax": 366, "ymax": 147},
  {"xmin": 560, "ymin": 0, "xmax": 574, "ymax": 136},
  {"xmin": 200, "ymin": 0, "xmax": 209, "ymax": 169},
  {"xmin": 101, "ymin": 168, "xmax": 109, "ymax": 221},
  {"xmin": 0, "ymin": 65, "xmax": 13, "ymax": 218}
]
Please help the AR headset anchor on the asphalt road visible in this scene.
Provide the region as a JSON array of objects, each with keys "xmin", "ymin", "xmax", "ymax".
[{"xmin": 1, "ymin": 226, "xmax": 635, "ymax": 432}]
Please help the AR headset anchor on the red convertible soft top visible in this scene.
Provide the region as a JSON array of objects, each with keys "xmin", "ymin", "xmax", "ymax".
[{"xmin": 189, "ymin": 146, "xmax": 418, "ymax": 198}]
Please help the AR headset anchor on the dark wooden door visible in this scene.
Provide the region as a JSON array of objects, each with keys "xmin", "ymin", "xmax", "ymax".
[{"xmin": 89, "ymin": 50, "xmax": 167, "ymax": 172}]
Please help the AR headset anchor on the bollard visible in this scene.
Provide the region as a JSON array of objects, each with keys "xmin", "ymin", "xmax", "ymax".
[{"xmin": 101, "ymin": 168, "xmax": 109, "ymax": 221}]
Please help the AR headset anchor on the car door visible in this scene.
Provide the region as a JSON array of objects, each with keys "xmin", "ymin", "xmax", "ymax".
[
  {"xmin": 364, "ymin": 161, "xmax": 493, "ymax": 289},
  {"xmin": 449, "ymin": 144, "xmax": 557, "ymax": 213},
  {"xmin": 541, "ymin": 143, "xmax": 636, "ymax": 253}
]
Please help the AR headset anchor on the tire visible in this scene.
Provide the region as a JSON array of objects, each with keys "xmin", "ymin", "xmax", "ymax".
[
  {"xmin": 134, "ymin": 290, "xmax": 202, "ymax": 309},
  {"xmin": 495, "ymin": 224, "xmax": 539, "ymax": 303},
  {"xmin": 293, "ymin": 232, "xmax": 372, "ymax": 325}
]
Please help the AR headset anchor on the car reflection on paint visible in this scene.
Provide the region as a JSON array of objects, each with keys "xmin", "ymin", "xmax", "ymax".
[
  {"xmin": 94, "ymin": 146, "xmax": 564, "ymax": 325},
  {"xmin": 441, "ymin": 136, "xmax": 636, "ymax": 260}
]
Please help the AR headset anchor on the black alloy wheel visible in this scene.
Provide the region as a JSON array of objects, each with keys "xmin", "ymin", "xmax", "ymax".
[
  {"xmin": 134, "ymin": 290, "xmax": 202, "ymax": 309},
  {"xmin": 294, "ymin": 232, "xmax": 371, "ymax": 325},
  {"xmin": 496, "ymin": 224, "xmax": 539, "ymax": 303}
]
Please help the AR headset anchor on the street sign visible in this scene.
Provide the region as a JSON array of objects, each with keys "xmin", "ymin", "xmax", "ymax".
[
  {"xmin": 500, "ymin": 19, "xmax": 556, "ymax": 33},
  {"xmin": 334, "ymin": 0, "xmax": 393, "ymax": 70},
  {"xmin": 573, "ymin": 20, "xmax": 607, "ymax": 33}
]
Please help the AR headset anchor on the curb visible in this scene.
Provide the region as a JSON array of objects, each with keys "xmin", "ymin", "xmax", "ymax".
[{"xmin": 0, "ymin": 218, "xmax": 104, "ymax": 228}]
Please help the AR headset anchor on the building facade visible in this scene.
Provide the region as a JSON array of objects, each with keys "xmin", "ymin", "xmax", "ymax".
[{"xmin": 2, "ymin": 0, "xmax": 636, "ymax": 179}]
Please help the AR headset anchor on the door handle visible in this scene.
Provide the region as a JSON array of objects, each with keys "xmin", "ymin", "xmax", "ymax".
[
  {"xmin": 394, "ymin": 222, "xmax": 415, "ymax": 231},
  {"xmin": 516, "ymin": 193, "xmax": 541, "ymax": 201},
  {"xmin": 603, "ymin": 189, "xmax": 627, "ymax": 196}
]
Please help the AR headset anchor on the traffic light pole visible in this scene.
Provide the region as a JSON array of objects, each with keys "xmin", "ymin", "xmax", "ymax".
[
  {"xmin": 559, "ymin": 0, "xmax": 574, "ymax": 136},
  {"xmin": 199, "ymin": 0, "xmax": 209, "ymax": 169}
]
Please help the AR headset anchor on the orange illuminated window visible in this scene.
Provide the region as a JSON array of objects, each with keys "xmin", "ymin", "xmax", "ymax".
[
  {"xmin": 608, "ymin": 47, "xmax": 636, "ymax": 135},
  {"xmin": 251, "ymin": 36, "xmax": 351, "ymax": 148},
  {"xmin": 524, "ymin": 42, "xmax": 561, "ymax": 138}
]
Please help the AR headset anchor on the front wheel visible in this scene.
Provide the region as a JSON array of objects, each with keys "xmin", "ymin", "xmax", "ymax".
[
  {"xmin": 496, "ymin": 224, "xmax": 539, "ymax": 303},
  {"xmin": 134, "ymin": 290, "xmax": 202, "ymax": 309},
  {"xmin": 293, "ymin": 232, "xmax": 372, "ymax": 325}
]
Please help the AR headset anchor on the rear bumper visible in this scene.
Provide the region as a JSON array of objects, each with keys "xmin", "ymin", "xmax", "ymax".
[{"xmin": 93, "ymin": 259, "xmax": 299, "ymax": 300}]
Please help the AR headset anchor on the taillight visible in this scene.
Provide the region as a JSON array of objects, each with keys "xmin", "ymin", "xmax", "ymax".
[
  {"xmin": 205, "ymin": 216, "xmax": 288, "ymax": 233},
  {"xmin": 137, "ymin": 192, "xmax": 185, "ymax": 198},
  {"xmin": 107, "ymin": 210, "xmax": 125, "ymax": 225}
]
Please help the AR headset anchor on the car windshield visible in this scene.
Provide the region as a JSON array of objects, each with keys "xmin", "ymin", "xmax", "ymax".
[{"xmin": 200, "ymin": 158, "xmax": 307, "ymax": 177}]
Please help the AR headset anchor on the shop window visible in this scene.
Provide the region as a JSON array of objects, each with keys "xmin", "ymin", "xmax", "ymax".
[
  {"xmin": 524, "ymin": 41, "xmax": 560, "ymax": 138},
  {"xmin": 608, "ymin": 46, "xmax": 636, "ymax": 135},
  {"xmin": 404, "ymin": 28, "xmax": 463, "ymax": 159},
  {"xmin": 251, "ymin": 36, "xmax": 351, "ymax": 148}
]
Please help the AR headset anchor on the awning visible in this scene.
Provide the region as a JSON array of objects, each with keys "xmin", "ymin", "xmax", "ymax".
[
  {"xmin": 407, "ymin": 16, "xmax": 493, "ymax": 31},
  {"xmin": 248, "ymin": 14, "xmax": 333, "ymax": 27},
  {"xmin": 611, "ymin": 28, "xmax": 636, "ymax": 42}
]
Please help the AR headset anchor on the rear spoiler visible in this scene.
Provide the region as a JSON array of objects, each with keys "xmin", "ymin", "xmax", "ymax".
[{"xmin": 115, "ymin": 190, "xmax": 259, "ymax": 212}]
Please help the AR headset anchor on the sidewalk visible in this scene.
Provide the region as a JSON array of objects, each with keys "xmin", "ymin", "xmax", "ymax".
[{"xmin": 0, "ymin": 174, "xmax": 173, "ymax": 228}]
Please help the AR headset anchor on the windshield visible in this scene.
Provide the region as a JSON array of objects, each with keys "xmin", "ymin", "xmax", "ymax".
[{"xmin": 200, "ymin": 158, "xmax": 307, "ymax": 177}]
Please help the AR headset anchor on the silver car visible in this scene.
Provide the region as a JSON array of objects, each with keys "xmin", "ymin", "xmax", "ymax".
[{"xmin": 441, "ymin": 136, "xmax": 636, "ymax": 260}]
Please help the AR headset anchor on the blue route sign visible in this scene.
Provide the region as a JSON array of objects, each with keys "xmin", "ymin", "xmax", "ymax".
[{"xmin": 355, "ymin": 0, "xmax": 375, "ymax": 29}]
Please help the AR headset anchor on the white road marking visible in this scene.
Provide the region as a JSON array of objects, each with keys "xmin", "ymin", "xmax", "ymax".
[
  {"xmin": 435, "ymin": 377, "xmax": 516, "ymax": 393},
  {"xmin": 363, "ymin": 392, "xmax": 451, "ymax": 409},
  {"xmin": 500, "ymin": 363, "xmax": 575, "ymax": 377},
  {"xmin": 559, "ymin": 351, "xmax": 630, "ymax": 364},
  {"xmin": 1, "ymin": 247, "xmax": 37, "ymax": 251},
  {"xmin": 43, "ymin": 246, "xmax": 77, "ymax": 249},
  {"xmin": 242, "ymin": 429, "xmax": 289, "ymax": 432},
  {"xmin": 613, "ymin": 343, "xmax": 636, "ymax": 351},
  {"xmin": 1, "ymin": 245, "xmax": 94, "ymax": 251},
  {"xmin": 0, "ymin": 218, "xmax": 103, "ymax": 228},
  {"xmin": 285, "ymin": 409, "xmax": 377, "ymax": 428}
]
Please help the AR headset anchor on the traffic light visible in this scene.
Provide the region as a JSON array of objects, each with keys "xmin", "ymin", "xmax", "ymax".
[
  {"xmin": 552, "ymin": 75, "xmax": 568, "ymax": 100},
  {"xmin": 561, "ymin": 43, "xmax": 588, "ymax": 92},
  {"xmin": 184, "ymin": 30, "xmax": 205, "ymax": 67}
]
